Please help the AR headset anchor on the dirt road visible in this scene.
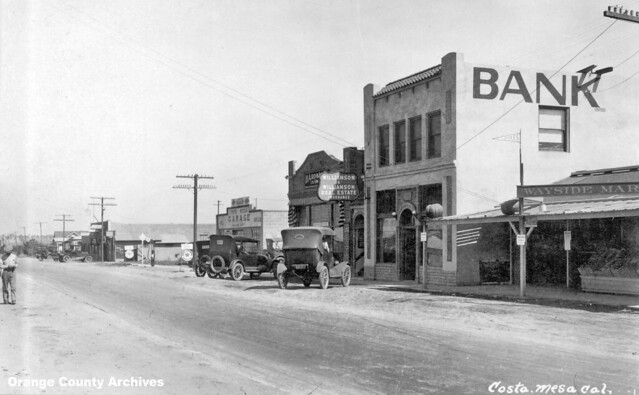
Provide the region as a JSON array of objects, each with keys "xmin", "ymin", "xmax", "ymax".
[{"xmin": 0, "ymin": 258, "xmax": 637, "ymax": 394}]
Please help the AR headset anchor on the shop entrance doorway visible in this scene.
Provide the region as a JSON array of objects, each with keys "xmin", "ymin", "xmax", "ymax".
[
  {"xmin": 353, "ymin": 214, "xmax": 365, "ymax": 276},
  {"xmin": 399, "ymin": 209, "xmax": 417, "ymax": 281}
]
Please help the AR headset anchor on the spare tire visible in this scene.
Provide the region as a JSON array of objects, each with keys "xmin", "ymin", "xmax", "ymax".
[{"xmin": 210, "ymin": 255, "xmax": 225, "ymax": 274}]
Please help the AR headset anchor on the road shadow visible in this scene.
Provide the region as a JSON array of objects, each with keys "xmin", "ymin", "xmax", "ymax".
[{"xmin": 373, "ymin": 286, "xmax": 633, "ymax": 313}]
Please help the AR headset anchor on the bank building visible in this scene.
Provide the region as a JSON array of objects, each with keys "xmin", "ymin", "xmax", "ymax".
[{"xmin": 362, "ymin": 52, "xmax": 639, "ymax": 289}]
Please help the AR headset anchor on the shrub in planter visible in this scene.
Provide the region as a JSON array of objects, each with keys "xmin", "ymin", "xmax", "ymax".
[{"xmin": 578, "ymin": 247, "xmax": 639, "ymax": 278}]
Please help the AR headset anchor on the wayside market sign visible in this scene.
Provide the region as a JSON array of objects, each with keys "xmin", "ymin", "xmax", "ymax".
[
  {"xmin": 517, "ymin": 183, "xmax": 639, "ymax": 198},
  {"xmin": 317, "ymin": 172, "xmax": 359, "ymax": 202}
]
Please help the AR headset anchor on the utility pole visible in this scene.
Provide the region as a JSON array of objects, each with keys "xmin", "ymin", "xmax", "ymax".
[
  {"xmin": 216, "ymin": 200, "xmax": 224, "ymax": 215},
  {"xmin": 54, "ymin": 215, "xmax": 75, "ymax": 252},
  {"xmin": 174, "ymin": 174, "xmax": 215, "ymax": 261},
  {"xmin": 34, "ymin": 221, "xmax": 46, "ymax": 249},
  {"xmin": 89, "ymin": 197, "xmax": 117, "ymax": 262},
  {"xmin": 604, "ymin": 5, "xmax": 639, "ymax": 23}
]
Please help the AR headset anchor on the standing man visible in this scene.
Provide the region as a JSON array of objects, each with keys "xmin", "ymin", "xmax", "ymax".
[{"xmin": 1, "ymin": 245, "xmax": 18, "ymax": 304}]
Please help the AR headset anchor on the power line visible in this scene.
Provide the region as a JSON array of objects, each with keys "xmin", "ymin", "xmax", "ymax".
[
  {"xmin": 375, "ymin": 18, "xmax": 619, "ymax": 204},
  {"xmin": 43, "ymin": 0, "xmax": 358, "ymax": 148}
]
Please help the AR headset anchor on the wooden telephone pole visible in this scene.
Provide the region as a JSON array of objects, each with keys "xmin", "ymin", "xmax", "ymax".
[
  {"xmin": 173, "ymin": 174, "xmax": 215, "ymax": 262},
  {"xmin": 54, "ymin": 215, "xmax": 74, "ymax": 252},
  {"xmin": 89, "ymin": 197, "xmax": 117, "ymax": 262}
]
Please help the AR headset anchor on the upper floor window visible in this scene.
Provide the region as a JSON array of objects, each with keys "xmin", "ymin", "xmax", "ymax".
[
  {"xmin": 394, "ymin": 121, "xmax": 406, "ymax": 164},
  {"xmin": 379, "ymin": 125, "xmax": 390, "ymax": 166},
  {"xmin": 409, "ymin": 116, "xmax": 422, "ymax": 161},
  {"xmin": 539, "ymin": 106, "xmax": 568, "ymax": 152},
  {"xmin": 427, "ymin": 112, "xmax": 441, "ymax": 158}
]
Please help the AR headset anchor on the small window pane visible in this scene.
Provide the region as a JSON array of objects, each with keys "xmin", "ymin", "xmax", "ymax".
[
  {"xmin": 409, "ymin": 117, "xmax": 422, "ymax": 161},
  {"xmin": 539, "ymin": 107, "xmax": 568, "ymax": 152},
  {"xmin": 379, "ymin": 125, "xmax": 390, "ymax": 166},
  {"xmin": 539, "ymin": 110, "xmax": 564, "ymax": 129},
  {"xmin": 394, "ymin": 121, "xmax": 406, "ymax": 164}
]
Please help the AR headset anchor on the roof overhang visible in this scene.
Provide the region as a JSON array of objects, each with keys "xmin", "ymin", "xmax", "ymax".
[{"xmin": 430, "ymin": 197, "xmax": 639, "ymax": 227}]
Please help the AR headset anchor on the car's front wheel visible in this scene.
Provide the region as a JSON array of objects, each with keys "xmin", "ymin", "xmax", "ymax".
[
  {"xmin": 276, "ymin": 272, "xmax": 289, "ymax": 289},
  {"xmin": 62, "ymin": 255, "xmax": 70, "ymax": 263},
  {"xmin": 230, "ymin": 262, "xmax": 244, "ymax": 281},
  {"xmin": 194, "ymin": 264, "xmax": 206, "ymax": 277},
  {"xmin": 341, "ymin": 266, "xmax": 351, "ymax": 287},
  {"xmin": 319, "ymin": 266, "xmax": 329, "ymax": 289},
  {"xmin": 84, "ymin": 255, "xmax": 93, "ymax": 262}
]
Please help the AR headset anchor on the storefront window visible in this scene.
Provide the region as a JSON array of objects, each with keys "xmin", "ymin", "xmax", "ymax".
[{"xmin": 376, "ymin": 217, "xmax": 397, "ymax": 263}]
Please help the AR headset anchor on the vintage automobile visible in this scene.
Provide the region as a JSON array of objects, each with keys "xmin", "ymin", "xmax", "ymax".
[
  {"xmin": 36, "ymin": 249, "xmax": 57, "ymax": 261},
  {"xmin": 194, "ymin": 235, "xmax": 273, "ymax": 280},
  {"xmin": 59, "ymin": 250, "xmax": 93, "ymax": 263},
  {"xmin": 276, "ymin": 227, "xmax": 351, "ymax": 289}
]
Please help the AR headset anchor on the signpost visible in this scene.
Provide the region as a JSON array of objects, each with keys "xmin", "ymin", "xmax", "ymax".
[{"xmin": 564, "ymin": 230, "xmax": 571, "ymax": 288}]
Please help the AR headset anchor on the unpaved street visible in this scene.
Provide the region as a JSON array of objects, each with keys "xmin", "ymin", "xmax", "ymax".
[{"xmin": 0, "ymin": 258, "xmax": 637, "ymax": 395}]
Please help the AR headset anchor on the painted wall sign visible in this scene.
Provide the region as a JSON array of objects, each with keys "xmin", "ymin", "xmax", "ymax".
[
  {"xmin": 304, "ymin": 170, "xmax": 326, "ymax": 188},
  {"xmin": 473, "ymin": 67, "xmax": 607, "ymax": 108},
  {"xmin": 517, "ymin": 183, "xmax": 639, "ymax": 198},
  {"xmin": 218, "ymin": 207, "xmax": 263, "ymax": 229},
  {"xmin": 317, "ymin": 172, "xmax": 359, "ymax": 201}
]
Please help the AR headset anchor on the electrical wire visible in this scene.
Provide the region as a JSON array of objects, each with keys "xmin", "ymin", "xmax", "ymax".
[{"xmin": 43, "ymin": 0, "xmax": 358, "ymax": 148}]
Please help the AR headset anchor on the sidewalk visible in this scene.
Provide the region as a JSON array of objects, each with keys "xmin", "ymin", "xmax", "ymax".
[{"xmin": 351, "ymin": 277, "xmax": 639, "ymax": 311}]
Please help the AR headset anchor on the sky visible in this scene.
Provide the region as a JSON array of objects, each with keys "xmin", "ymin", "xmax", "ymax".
[{"xmin": 1, "ymin": 0, "xmax": 639, "ymax": 236}]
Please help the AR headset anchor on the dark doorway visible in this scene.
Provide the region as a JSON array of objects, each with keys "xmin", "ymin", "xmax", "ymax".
[{"xmin": 399, "ymin": 209, "xmax": 417, "ymax": 281}]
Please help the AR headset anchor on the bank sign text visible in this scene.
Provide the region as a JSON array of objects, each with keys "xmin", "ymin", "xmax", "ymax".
[{"xmin": 473, "ymin": 67, "xmax": 606, "ymax": 108}]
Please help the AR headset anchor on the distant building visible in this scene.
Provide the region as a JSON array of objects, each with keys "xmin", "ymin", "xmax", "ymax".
[
  {"xmin": 216, "ymin": 197, "xmax": 287, "ymax": 252},
  {"xmin": 287, "ymin": 148, "xmax": 365, "ymax": 274}
]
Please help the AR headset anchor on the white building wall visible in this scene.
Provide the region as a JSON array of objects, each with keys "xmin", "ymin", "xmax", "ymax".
[{"xmin": 455, "ymin": 58, "xmax": 639, "ymax": 216}]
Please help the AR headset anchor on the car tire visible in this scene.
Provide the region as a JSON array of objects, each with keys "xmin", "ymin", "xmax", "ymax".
[
  {"xmin": 62, "ymin": 255, "xmax": 70, "ymax": 263},
  {"xmin": 46, "ymin": 255, "xmax": 53, "ymax": 261},
  {"xmin": 84, "ymin": 255, "xmax": 93, "ymax": 263},
  {"xmin": 230, "ymin": 262, "xmax": 244, "ymax": 281},
  {"xmin": 276, "ymin": 272, "xmax": 288, "ymax": 289},
  {"xmin": 210, "ymin": 255, "xmax": 225, "ymax": 274},
  {"xmin": 194, "ymin": 264, "xmax": 206, "ymax": 277},
  {"xmin": 319, "ymin": 266, "xmax": 329, "ymax": 289},
  {"xmin": 341, "ymin": 266, "xmax": 351, "ymax": 287}
]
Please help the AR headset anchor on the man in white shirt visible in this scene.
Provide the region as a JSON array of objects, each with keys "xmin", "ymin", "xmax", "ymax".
[{"xmin": 1, "ymin": 246, "xmax": 18, "ymax": 304}]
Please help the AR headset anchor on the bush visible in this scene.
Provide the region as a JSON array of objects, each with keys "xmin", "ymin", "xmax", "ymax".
[{"xmin": 579, "ymin": 247, "xmax": 639, "ymax": 277}]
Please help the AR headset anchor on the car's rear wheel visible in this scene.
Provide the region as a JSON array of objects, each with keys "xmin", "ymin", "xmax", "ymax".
[
  {"xmin": 319, "ymin": 266, "xmax": 329, "ymax": 289},
  {"xmin": 84, "ymin": 255, "xmax": 93, "ymax": 262},
  {"xmin": 194, "ymin": 264, "xmax": 206, "ymax": 277},
  {"xmin": 230, "ymin": 262, "xmax": 244, "ymax": 281},
  {"xmin": 341, "ymin": 266, "xmax": 351, "ymax": 287},
  {"xmin": 62, "ymin": 255, "xmax": 70, "ymax": 263},
  {"xmin": 276, "ymin": 272, "xmax": 289, "ymax": 289}
]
